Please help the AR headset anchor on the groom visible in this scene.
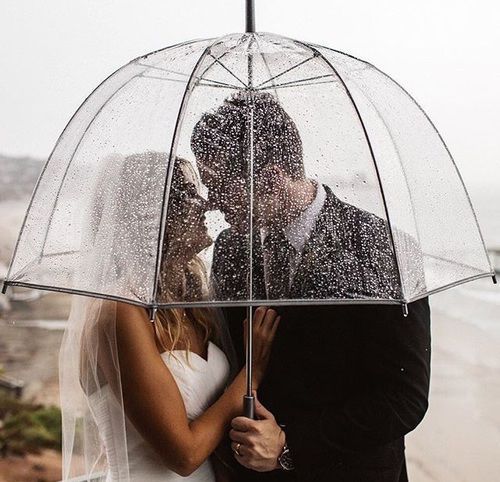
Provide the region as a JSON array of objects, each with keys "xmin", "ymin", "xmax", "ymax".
[{"xmin": 191, "ymin": 92, "xmax": 431, "ymax": 481}]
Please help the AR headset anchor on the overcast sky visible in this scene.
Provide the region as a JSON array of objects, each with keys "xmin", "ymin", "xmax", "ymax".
[{"xmin": 1, "ymin": 0, "xmax": 499, "ymax": 187}]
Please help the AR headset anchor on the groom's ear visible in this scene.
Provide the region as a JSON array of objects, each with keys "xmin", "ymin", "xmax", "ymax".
[{"xmin": 256, "ymin": 165, "xmax": 286, "ymax": 194}]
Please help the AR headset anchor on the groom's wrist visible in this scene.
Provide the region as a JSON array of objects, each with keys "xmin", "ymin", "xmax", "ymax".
[
  {"xmin": 276, "ymin": 424, "xmax": 295, "ymax": 471},
  {"xmin": 274, "ymin": 428, "xmax": 286, "ymax": 470}
]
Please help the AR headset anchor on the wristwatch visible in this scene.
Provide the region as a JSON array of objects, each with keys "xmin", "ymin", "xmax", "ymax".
[
  {"xmin": 278, "ymin": 443, "xmax": 295, "ymax": 471},
  {"xmin": 277, "ymin": 424, "xmax": 295, "ymax": 471}
]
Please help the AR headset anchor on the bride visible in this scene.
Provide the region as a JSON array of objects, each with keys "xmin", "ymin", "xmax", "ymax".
[{"xmin": 59, "ymin": 155, "xmax": 280, "ymax": 481}]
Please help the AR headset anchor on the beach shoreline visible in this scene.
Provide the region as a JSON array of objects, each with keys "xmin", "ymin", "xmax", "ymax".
[{"xmin": 407, "ymin": 278, "xmax": 500, "ymax": 481}]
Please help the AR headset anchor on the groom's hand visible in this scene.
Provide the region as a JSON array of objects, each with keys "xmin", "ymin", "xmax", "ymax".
[{"xmin": 229, "ymin": 391, "xmax": 285, "ymax": 472}]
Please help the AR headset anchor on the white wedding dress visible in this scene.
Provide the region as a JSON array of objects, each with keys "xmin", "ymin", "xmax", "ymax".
[{"xmin": 89, "ymin": 341, "xmax": 231, "ymax": 481}]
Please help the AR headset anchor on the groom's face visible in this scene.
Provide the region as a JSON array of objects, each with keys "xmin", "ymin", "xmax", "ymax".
[{"xmin": 197, "ymin": 157, "xmax": 293, "ymax": 232}]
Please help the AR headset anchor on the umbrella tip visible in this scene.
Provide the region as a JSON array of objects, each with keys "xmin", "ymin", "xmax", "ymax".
[
  {"xmin": 148, "ymin": 306, "xmax": 158, "ymax": 322},
  {"xmin": 493, "ymin": 274, "xmax": 498, "ymax": 285},
  {"xmin": 402, "ymin": 303, "xmax": 409, "ymax": 317},
  {"xmin": 245, "ymin": 0, "xmax": 256, "ymax": 33},
  {"xmin": 1, "ymin": 282, "xmax": 7, "ymax": 295}
]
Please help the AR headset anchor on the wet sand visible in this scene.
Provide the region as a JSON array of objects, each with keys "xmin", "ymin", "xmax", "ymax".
[
  {"xmin": 0, "ymin": 292, "xmax": 70, "ymax": 405},
  {"xmin": 0, "ymin": 450, "xmax": 61, "ymax": 482},
  {"xmin": 406, "ymin": 278, "xmax": 500, "ymax": 481}
]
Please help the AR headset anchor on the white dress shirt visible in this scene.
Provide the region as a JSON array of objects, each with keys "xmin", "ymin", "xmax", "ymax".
[{"xmin": 261, "ymin": 182, "xmax": 327, "ymax": 295}]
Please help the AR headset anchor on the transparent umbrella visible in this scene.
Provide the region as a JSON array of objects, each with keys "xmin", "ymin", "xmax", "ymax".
[{"xmin": 2, "ymin": 2, "xmax": 495, "ymax": 419}]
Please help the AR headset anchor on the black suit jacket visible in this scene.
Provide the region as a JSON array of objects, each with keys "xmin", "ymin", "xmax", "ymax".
[{"xmin": 212, "ymin": 187, "xmax": 431, "ymax": 482}]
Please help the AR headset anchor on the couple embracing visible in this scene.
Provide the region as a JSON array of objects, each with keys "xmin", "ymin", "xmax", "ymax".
[{"xmin": 60, "ymin": 92, "xmax": 431, "ymax": 482}]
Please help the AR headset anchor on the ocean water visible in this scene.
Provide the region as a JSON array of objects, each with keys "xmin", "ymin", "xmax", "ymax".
[
  {"xmin": 468, "ymin": 182, "xmax": 500, "ymax": 249},
  {"xmin": 449, "ymin": 183, "xmax": 500, "ymax": 324}
]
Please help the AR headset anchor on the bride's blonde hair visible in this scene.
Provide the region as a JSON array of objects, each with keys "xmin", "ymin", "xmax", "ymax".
[
  {"xmin": 153, "ymin": 157, "xmax": 220, "ymax": 358},
  {"xmin": 154, "ymin": 258, "xmax": 218, "ymax": 358}
]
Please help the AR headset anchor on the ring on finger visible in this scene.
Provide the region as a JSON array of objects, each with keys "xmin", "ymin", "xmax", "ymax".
[{"xmin": 232, "ymin": 442, "xmax": 241, "ymax": 456}]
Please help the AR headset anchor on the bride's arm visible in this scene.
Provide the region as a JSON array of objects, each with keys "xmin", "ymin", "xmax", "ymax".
[{"xmin": 112, "ymin": 303, "xmax": 279, "ymax": 477}]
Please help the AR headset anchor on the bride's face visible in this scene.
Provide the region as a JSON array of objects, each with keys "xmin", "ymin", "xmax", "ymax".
[{"xmin": 164, "ymin": 161, "xmax": 212, "ymax": 260}]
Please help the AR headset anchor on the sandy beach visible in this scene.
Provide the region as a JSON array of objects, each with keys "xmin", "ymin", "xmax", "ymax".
[
  {"xmin": 0, "ymin": 292, "xmax": 70, "ymax": 405},
  {"xmin": 0, "ymin": 450, "xmax": 61, "ymax": 482},
  {"xmin": 407, "ymin": 277, "xmax": 500, "ymax": 481}
]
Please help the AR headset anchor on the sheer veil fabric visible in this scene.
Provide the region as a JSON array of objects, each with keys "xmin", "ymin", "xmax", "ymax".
[
  {"xmin": 59, "ymin": 295, "xmax": 237, "ymax": 481},
  {"xmin": 60, "ymin": 296, "xmax": 124, "ymax": 481},
  {"xmin": 59, "ymin": 151, "xmax": 238, "ymax": 481}
]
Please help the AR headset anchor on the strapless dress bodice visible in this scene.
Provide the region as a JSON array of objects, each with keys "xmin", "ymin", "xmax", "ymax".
[{"xmin": 89, "ymin": 341, "xmax": 230, "ymax": 482}]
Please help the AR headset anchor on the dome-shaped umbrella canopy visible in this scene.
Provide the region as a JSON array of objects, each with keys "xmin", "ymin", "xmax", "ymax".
[{"xmin": 2, "ymin": 32, "xmax": 494, "ymax": 310}]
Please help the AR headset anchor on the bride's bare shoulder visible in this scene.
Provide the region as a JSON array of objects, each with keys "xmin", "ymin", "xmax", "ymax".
[
  {"xmin": 114, "ymin": 300, "xmax": 147, "ymax": 320},
  {"xmin": 114, "ymin": 301, "xmax": 155, "ymax": 346}
]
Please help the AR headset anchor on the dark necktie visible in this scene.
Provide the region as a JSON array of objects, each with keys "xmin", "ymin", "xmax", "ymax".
[{"xmin": 263, "ymin": 229, "xmax": 294, "ymax": 300}]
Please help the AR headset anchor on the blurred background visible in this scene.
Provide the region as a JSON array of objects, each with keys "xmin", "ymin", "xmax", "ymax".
[{"xmin": 0, "ymin": 1, "xmax": 499, "ymax": 481}]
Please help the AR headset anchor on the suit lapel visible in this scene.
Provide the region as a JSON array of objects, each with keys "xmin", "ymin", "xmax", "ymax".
[{"xmin": 290, "ymin": 186, "xmax": 344, "ymax": 298}]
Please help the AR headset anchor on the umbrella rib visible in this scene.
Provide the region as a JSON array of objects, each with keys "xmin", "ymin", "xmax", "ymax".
[
  {"xmin": 256, "ymin": 74, "xmax": 336, "ymax": 90},
  {"xmin": 197, "ymin": 35, "xmax": 247, "ymax": 81},
  {"xmin": 152, "ymin": 39, "xmax": 225, "ymax": 309},
  {"xmin": 253, "ymin": 35, "xmax": 281, "ymax": 99},
  {"xmin": 196, "ymin": 82, "xmax": 243, "ymax": 89},
  {"xmin": 139, "ymin": 73, "xmax": 189, "ymax": 84},
  {"xmin": 136, "ymin": 62, "xmax": 191, "ymax": 78},
  {"xmin": 137, "ymin": 62, "xmax": 241, "ymax": 89},
  {"xmin": 314, "ymin": 45, "xmax": 493, "ymax": 276},
  {"xmin": 196, "ymin": 79, "xmax": 241, "ymax": 89},
  {"xmin": 258, "ymin": 79, "xmax": 336, "ymax": 91},
  {"xmin": 295, "ymin": 41, "xmax": 408, "ymax": 302},
  {"xmin": 208, "ymin": 53, "xmax": 248, "ymax": 88},
  {"xmin": 369, "ymin": 61, "xmax": 494, "ymax": 271},
  {"xmin": 423, "ymin": 252, "xmax": 489, "ymax": 273},
  {"xmin": 37, "ymin": 73, "xmax": 141, "ymax": 259},
  {"xmin": 359, "ymin": 92, "xmax": 423, "ymax": 249},
  {"xmin": 254, "ymin": 54, "xmax": 317, "ymax": 89},
  {"xmin": 197, "ymin": 51, "xmax": 233, "ymax": 79},
  {"xmin": 139, "ymin": 73, "xmax": 238, "ymax": 89}
]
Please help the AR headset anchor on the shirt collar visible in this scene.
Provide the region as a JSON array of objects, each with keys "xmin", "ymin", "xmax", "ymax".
[
  {"xmin": 260, "ymin": 182, "xmax": 327, "ymax": 254},
  {"xmin": 284, "ymin": 182, "xmax": 326, "ymax": 253}
]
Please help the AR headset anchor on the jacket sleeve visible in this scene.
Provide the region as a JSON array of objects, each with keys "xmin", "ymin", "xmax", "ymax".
[{"xmin": 285, "ymin": 297, "xmax": 431, "ymax": 477}]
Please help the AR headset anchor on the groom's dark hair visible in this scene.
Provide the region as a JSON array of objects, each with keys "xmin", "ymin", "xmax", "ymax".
[{"xmin": 191, "ymin": 91, "xmax": 304, "ymax": 179}]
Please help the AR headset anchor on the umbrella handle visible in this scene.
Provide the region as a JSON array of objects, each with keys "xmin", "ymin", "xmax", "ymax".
[
  {"xmin": 244, "ymin": 305, "xmax": 256, "ymax": 419},
  {"xmin": 243, "ymin": 395, "xmax": 255, "ymax": 419}
]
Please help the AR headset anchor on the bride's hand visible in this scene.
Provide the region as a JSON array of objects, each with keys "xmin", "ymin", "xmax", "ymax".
[{"xmin": 243, "ymin": 307, "xmax": 280, "ymax": 388}]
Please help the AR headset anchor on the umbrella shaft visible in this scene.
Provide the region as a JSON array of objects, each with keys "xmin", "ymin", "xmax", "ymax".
[
  {"xmin": 246, "ymin": 0, "xmax": 255, "ymax": 33},
  {"xmin": 246, "ymin": 305, "xmax": 253, "ymax": 395},
  {"xmin": 244, "ymin": 305, "xmax": 255, "ymax": 419}
]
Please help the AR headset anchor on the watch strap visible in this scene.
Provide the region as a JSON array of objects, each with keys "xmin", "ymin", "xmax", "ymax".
[{"xmin": 278, "ymin": 444, "xmax": 295, "ymax": 471}]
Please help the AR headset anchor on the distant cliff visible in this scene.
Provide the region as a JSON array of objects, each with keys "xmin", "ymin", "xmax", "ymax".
[
  {"xmin": 0, "ymin": 154, "xmax": 43, "ymax": 273},
  {"xmin": 0, "ymin": 154, "xmax": 44, "ymax": 202}
]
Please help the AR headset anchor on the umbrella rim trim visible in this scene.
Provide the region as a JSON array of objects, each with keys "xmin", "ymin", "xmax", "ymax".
[{"xmin": 2, "ymin": 271, "xmax": 495, "ymax": 310}]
